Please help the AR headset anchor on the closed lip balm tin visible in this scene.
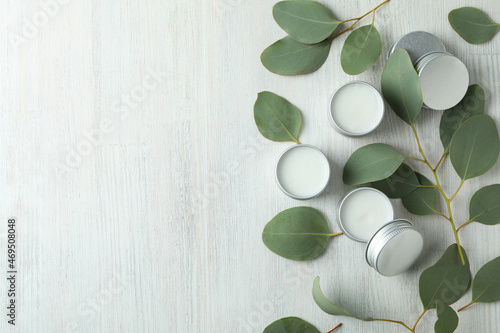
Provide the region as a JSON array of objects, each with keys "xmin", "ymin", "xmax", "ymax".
[
  {"xmin": 388, "ymin": 31, "xmax": 446, "ymax": 64},
  {"xmin": 365, "ymin": 219, "xmax": 424, "ymax": 277}
]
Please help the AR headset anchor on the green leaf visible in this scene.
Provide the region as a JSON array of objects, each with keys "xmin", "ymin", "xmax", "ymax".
[
  {"xmin": 261, "ymin": 36, "xmax": 332, "ymax": 75},
  {"xmin": 419, "ymin": 244, "xmax": 470, "ymax": 310},
  {"xmin": 341, "ymin": 24, "xmax": 382, "ymax": 75},
  {"xmin": 402, "ymin": 173, "xmax": 437, "ymax": 215},
  {"xmin": 312, "ymin": 277, "xmax": 375, "ymax": 321},
  {"xmin": 449, "ymin": 7, "xmax": 500, "ymax": 44},
  {"xmin": 372, "ymin": 163, "xmax": 420, "ymax": 198},
  {"xmin": 262, "ymin": 207, "xmax": 334, "ymax": 261},
  {"xmin": 381, "ymin": 48, "xmax": 423, "ymax": 125},
  {"xmin": 435, "ymin": 301, "xmax": 459, "ymax": 333},
  {"xmin": 440, "ymin": 85, "xmax": 485, "ymax": 152},
  {"xmin": 254, "ymin": 91, "xmax": 302, "ymax": 143},
  {"xmin": 273, "ymin": 1, "xmax": 340, "ymax": 44},
  {"xmin": 469, "ymin": 184, "xmax": 500, "ymax": 225},
  {"xmin": 449, "ymin": 114, "xmax": 500, "ymax": 180},
  {"xmin": 263, "ymin": 317, "xmax": 320, "ymax": 333},
  {"xmin": 471, "ymin": 256, "xmax": 500, "ymax": 303},
  {"xmin": 343, "ymin": 143, "xmax": 406, "ymax": 186}
]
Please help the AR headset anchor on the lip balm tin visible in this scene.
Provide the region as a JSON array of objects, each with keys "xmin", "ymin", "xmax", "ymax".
[
  {"xmin": 337, "ymin": 188, "xmax": 424, "ymax": 276},
  {"xmin": 388, "ymin": 31, "xmax": 469, "ymax": 110},
  {"xmin": 275, "ymin": 144, "xmax": 331, "ymax": 200},
  {"xmin": 328, "ymin": 81, "xmax": 385, "ymax": 137}
]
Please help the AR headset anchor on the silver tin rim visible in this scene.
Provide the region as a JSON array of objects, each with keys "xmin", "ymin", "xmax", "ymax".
[
  {"xmin": 275, "ymin": 144, "xmax": 330, "ymax": 200},
  {"xmin": 337, "ymin": 187, "xmax": 394, "ymax": 242},
  {"xmin": 414, "ymin": 51, "xmax": 468, "ymax": 110},
  {"xmin": 364, "ymin": 219, "xmax": 416, "ymax": 272},
  {"xmin": 328, "ymin": 81, "xmax": 385, "ymax": 137},
  {"xmin": 387, "ymin": 31, "xmax": 446, "ymax": 64}
]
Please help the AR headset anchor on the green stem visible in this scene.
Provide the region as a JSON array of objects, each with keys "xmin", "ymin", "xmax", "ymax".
[
  {"xmin": 410, "ymin": 125, "xmax": 466, "ymax": 265},
  {"xmin": 434, "ymin": 152, "xmax": 446, "ymax": 171},
  {"xmin": 327, "ymin": 323, "xmax": 342, "ymax": 333},
  {"xmin": 333, "ymin": 0, "xmax": 390, "ymax": 39},
  {"xmin": 457, "ymin": 220, "xmax": 472, "ymax": 232},
  {"xmin": 412, "ymin": 310, "xmax": 428, "ymax": 331},
  {"xmin": 373, "ymin": 319, "xmax": 413, "ymax": 332},
  {"xmin": 450, "ymin": 180, "xmax": 465, "ymax": 202},
  {"xmin": 329, "ymin": 232, "xmax": 344, "ymax": 237},
  {"xmin": 457, "ymin": 301, "xmax": 475, "ymax": 312}
]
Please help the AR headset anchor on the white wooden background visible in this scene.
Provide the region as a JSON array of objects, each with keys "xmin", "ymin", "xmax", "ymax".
[{"xmin": 0, "ymin": 0, "xmax": 499, "ymax": 332}]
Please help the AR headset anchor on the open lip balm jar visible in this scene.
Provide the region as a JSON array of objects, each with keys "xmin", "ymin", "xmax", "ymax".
[
  {"xmin": 328, "ymin": 81, "xmax": 385, "ymax": 137},
  {"xmin": 275, "ymin": 144, "xmax": 330, "ymax": 200},
  {"xmin": 338, "ymin": 187, "xmax": 424, "ymax": 276},
  {"xmin": 388, "ymin": 31, "xmax": 469, "ymax": 111}
]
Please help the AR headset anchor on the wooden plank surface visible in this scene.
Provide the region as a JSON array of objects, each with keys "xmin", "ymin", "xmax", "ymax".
[{"xmin": 0, "ymin": 0, "xmax": 499, "ymax": 332}]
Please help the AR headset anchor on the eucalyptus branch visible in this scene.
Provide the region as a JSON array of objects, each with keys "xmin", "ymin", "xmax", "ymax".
[
  {"xmin": 434, "ymin": 152, "xmax": 446, "ymax": 171},
  {"xmin": 457, "ymin": 301, "xmax": 475, "ymax": 312},
  {"xmin": 457, "ymin": 220, "xmax": 472, "ymax": 232},
  {"xmin": 411, "ymin": 310, "xmax": 428, "ymax": 331},
  {"xmin": 373, "ymin": 319, "xmax": 413, "ymax": 332},
  {"xmin": 410, "ymin": 125, "xmax": 466, "ymax": 265},
  {"xmin": 332, "ymin": 0, "xmax": 390, "ymax": 39},
  {"xmin": 326, "ymin": 323, "xmax": 342, "ymax": 333}
]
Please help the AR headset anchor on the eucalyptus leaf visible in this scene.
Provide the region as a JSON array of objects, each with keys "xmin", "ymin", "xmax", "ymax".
[
  {"xmin": 471, "ymin": 256, "xmax": 500, "ymax": 304},
  {"xmin": 312, "ymin": 277, "xmax": 375, "ymax": 321},
  {"xmin": 469, "ymin": 184, "xmax": 500, "ymax": 225},
  {"xmin": 261, "ymin": 36, "xmax": 332, "ymax": 75},
  {"xmin": 372, "ymin": 163, "xmax": 420, "ymax": 198},
  {"xmin": 435, "ymin": 301, "xmax": 459, "ymax": 333},
  {"xmin": 341, "ymin": 24, "xmax": 382, "ymax": 75},
  {"xmin": 402, "ymin": 173, "xmax": 437, "ymax": 215},
  {"xmin": 343, "ymin": 143, "xmax": 406, "ymax": 186},
  {"xmin": 449, "ymin": 114, "xmax": 500, "ymax": 180},
  {"xmin": 440, "ymin": 85, "xmax": 485, "ymax": 152},
  {"xmin": 263, "ymin": 317, "xmax": 320, "ymax": 333},
  {"xmin": 381, "ymin": 48, "xmax": 423, "ymax": 125},
  {"xmin": 262, "ymin": 207, "xmax": 334, "ymax": 261},
  {"xmin": 419, "ymin": 244, "xmax": 470, "ymax": 310},
  {"xmin": 273, "ymin": 1, "xmax": 340, "ymax": 44},
  {"xmin": 254, "ymin": 91, "xmax": 302, "ymax": 143},
  {"xmin": 449, "ymin": 7, "xmax": 500, "ymax": 44}
]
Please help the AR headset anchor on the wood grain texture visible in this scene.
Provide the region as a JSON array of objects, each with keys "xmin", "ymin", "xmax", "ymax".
[{"xmin": 0, "ymin": 0, "xmax": 499, "ymax": 332}]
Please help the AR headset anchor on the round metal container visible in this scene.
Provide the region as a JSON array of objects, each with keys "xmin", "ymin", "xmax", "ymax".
[
  {"xmin": 328, "ymin": 81, "xmax": 385, "ymax": 137},
  {"xmin": 415, "ymin": 51, "xmax": 469, "ymax": 110},
  {"xmin": 275, "ymin": 144, "xmax": 330, "ymax": 200},
  {"xmin": 337, "ymin": 187, "xmax": 394, "ymax": 242},
  {"xmin": 388, "ymin": 31, "xmax": 446, "ymax": 64},
  {"xmin": 365, "ymin": 219, "xmax": 424, "ymax": 277}
]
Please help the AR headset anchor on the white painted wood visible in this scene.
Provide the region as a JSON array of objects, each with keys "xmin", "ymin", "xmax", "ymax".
[{"xmin": 0, "ymin": 0, "xmax": 499, "ymax": 332}]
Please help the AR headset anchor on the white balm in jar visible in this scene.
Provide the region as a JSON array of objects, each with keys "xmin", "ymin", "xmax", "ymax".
[
  {"xmin": 338, "ymin": 188, "xmax": 424, "ymax": 276},
  {"xmin": 275, "ymin": 144, "xmax": 330, "ymax": 200},
  {"xmin": 329, "ymin": 81, "xmax": 385, "ymax": 136}
]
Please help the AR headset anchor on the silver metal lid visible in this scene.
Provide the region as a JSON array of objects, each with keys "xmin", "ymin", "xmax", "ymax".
[
  {"xmin": 275, "ymin": 144, "xmax": 330, "ymax": 200},
  {"xmin": 365, "ymin": 219, "xmax": 424, "ymax": 277},
  {"xmin": 328, "ymin": 81, "xmax": 385, "ymax": 137},
  {"xmin": 337, "ymin": 187, "xmax": 394, "ymax": 242},
  {"xmin": 388, "ymin": 31, "xmax": 446, "ymax": 64},
  {"xmin": 415, "ymin": 51, "xmax": 469, "ymax": 110}
]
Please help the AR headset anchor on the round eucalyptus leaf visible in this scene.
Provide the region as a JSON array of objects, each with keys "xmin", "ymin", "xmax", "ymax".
[
  {"xmin": 440, "ymin": 85, "xmax": 485, "ymax": 152},
  {"xmin": 254, "ymin": 91, "xmax": 301, "ymax": 143},
  {"xmin": 273, "ymin": 1, "xmax": 340, "ymax": 44},
  {"xmin": 263, "ymin": 317, "xmax": 320, "ymax": 333},
  {"xmin": 469, "ymin": 184, "xmax": 500, "ymax": 225},
  {"xmin": 419, "ymin": 244, "xmax": 470, "ymax": 310},
  {"xmin": 312, "ymin": 277, "xmax": 375, "ymax": 321},
  {"xmin": 372, "ymin": 163, "xmax": 420, "ymax": 198},
  {"xmin": 262, "ymin": 207, "xmax": 333, "ymax": 261},
  {"xmin": 261, "ymin": 36, "xmax": 332, "ymax": 75},
  {"xmin": 381, "ymin": 49, "xmax": 423, "ymax": 125},
  {"xmin": 402, "ymin": 173, "xmax": 437, "ymax": 215},
  {"xmin": 471, "ymin": 256, "xmax": 500, "ymax": 303},
  {"xmin": 449, "ymin": 114, "xmax": 500, "ymax": 180},
  {"xmin": 449, "ymin": 7, "xmax": 500, "ymax": 44},
  {"xmin": 435, "ymin": 301, "xmax": 459, "ymax": 333},
  {"xmin": 343, "ymin": 143, "xmax": 406, "ymax": 186},
  {"xmin": 341, "ymin": 24, "xmax": 382, "ymax": 75}
]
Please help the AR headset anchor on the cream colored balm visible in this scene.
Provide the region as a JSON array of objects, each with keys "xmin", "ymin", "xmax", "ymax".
[
  {"xmin": 329, "ymin": 82, "xmax": 384, "ymax": 136},
  {"xmin": 338, "ymin": 188, "xmax": 394, "ymax": 241},
  {"xmin": 276, "ymin": 145, "xmax": 330, "ymax": 199}
]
